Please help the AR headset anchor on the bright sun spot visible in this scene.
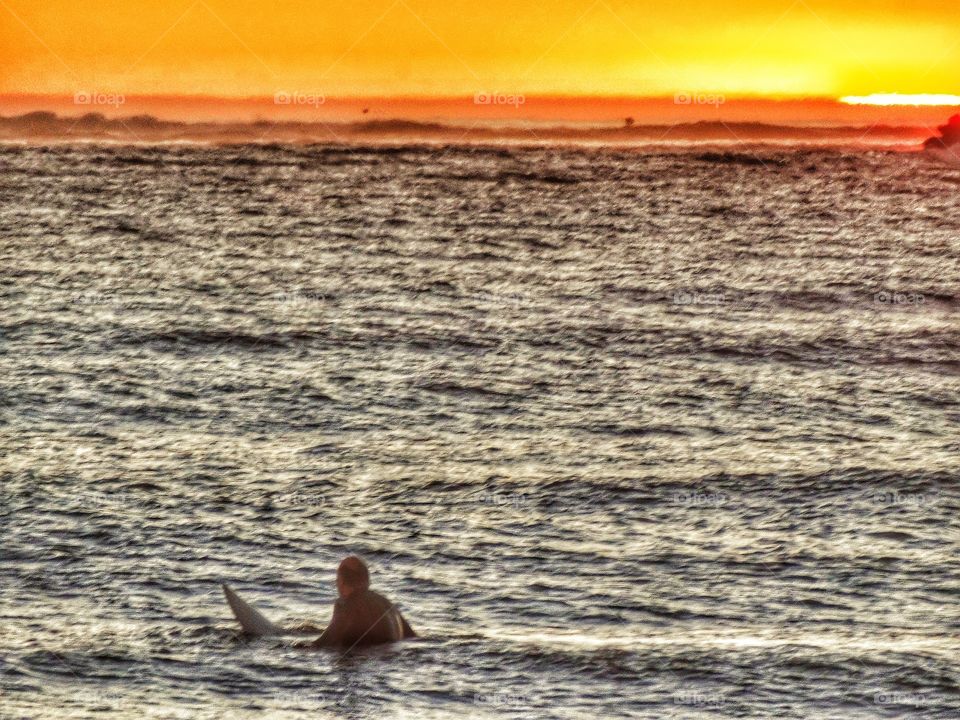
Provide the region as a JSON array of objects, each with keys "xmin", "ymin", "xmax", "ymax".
[{"xmin": 840, "ymin": 93, "xmax": 960, "ymax": 106}]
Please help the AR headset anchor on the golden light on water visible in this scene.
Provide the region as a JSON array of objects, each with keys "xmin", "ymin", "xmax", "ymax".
[{"xmin": 840, "ymin": 94, "xmax": 960, "ymax": 106}]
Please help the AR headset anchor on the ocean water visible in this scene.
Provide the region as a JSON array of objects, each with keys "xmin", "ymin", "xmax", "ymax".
[{"xmin": 1, "ymin": 143, "xmax": 959, "ymax": 719}]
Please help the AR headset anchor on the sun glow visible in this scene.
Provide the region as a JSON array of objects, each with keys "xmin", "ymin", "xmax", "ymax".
[
  {"xmin": 840, "ymin": 94, "xmax": 960, "ymax": 107},
  {"xmin": 2, "ymin": 0, "xmax": 960, "ymax": 102}
]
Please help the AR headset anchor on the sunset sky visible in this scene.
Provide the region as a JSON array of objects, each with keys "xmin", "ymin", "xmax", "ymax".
[{"xmin": 2, "ymin": 0, "xmax": 959, "ymax": 118}]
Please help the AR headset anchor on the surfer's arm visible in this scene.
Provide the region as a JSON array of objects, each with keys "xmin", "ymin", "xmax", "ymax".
[
  {"xmin": 399, "ymin": 614, "xmax": 417, "ymax": 639},
  {"xmin": 310, "ymin": 602, "xmax": 346, "ymax": 648},
  {"xmin": 310, "ymin": 621, "xmax": 342, "ymax": 648},
  {"xmin": 309, "ymin": 629, "xmax": 337, "ymax": 648}
]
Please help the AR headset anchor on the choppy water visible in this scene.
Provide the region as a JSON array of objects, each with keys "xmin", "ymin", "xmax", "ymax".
[{"xmin": 1, "ymin": 143, "xmax": 959, "ymax": 719}]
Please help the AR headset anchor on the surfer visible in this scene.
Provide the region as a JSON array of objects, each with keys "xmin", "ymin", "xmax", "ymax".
[
  {"xmin": 222, "ymin": 555, "xmax": 415, "ymax": 648},
  {"xmin": 923, "ymin": 114, "xmax": 960, "ymax": 151},
  {"xmin": 310, "ymin": 555, "xmax": 416, "ymax": 649}
]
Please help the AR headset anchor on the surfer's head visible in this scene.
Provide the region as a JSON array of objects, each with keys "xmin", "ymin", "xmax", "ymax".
[{"xmin": 336, "ymin": 555, "xmax": 370, "ymax": 598}]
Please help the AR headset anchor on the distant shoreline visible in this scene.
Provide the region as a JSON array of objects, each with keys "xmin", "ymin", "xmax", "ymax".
[{"xmin": 0, "ymin": 112, "xmax": 941, "ymax": 148}]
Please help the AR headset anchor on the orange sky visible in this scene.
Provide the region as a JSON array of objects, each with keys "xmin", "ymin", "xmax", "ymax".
[{"xmin": 1, "ymin": 0, "xmax": 959, "ymax": 110}]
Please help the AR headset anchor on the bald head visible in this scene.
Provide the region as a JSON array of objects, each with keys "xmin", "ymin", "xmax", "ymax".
[{"xmin": 336, "ymin": 555, "xmax": 370, "ymax": 598}]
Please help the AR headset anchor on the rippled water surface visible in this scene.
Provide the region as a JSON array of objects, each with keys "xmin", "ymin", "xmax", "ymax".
[{"xmin": 2, "ymin": 144, "xmax": 959, "ymax": 719}]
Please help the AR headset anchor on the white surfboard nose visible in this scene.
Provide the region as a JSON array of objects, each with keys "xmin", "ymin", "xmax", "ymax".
[{"xmin": 223, "ymin": 583, "xmax": 283, "ymax": 636}]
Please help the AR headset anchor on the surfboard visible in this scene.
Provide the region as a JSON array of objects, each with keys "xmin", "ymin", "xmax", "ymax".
[{"xmin": 222, "ymin": 583, "xmax": 283, "ymax": 636}]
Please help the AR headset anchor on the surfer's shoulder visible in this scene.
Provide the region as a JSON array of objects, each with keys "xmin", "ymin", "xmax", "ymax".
[
  {"xmin": 364, "ymin": 589, "xmax": 393, "ymax": 605},
  {"xmin": 340, "ymin": 588, "xmax": 392, "ymax": 609}
]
